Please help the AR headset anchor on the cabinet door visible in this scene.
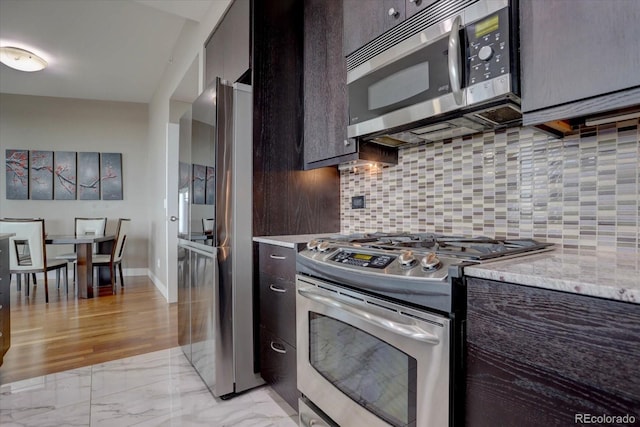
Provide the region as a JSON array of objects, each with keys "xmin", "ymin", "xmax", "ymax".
[
  {"xmin": 405, "ymin": 0, "xmax": 435, "ymax": 20},
  {"xmin": 260, "ymin": 326, "xmax": 299, "ymax": 411},
  {"xmin": 382, "ymin": 0, "xmax": 405, "ymax": 32},
  {"xmin": 259, "ymin": 271, "xmax": 296, "ymax": 346},
  {"xmin": 466, "ymin": 278, "xmax": 640, "ymax": 426},
  {"xmin": 343, "ymin": 0, "xmax": 404, "ymax": 56},
  {"xmin": 520, "ymin": 0, "xmax": 640, "ymax": 114},
  {"xmin": 205, "ymin": 27, "xmax": 225, "ymax": 88},
  {"xmin": 304, "ymin": 0, "xmax": 353, "ymax": 166},
  {"xmin": 223, "ymin": 0, "xmax": 250, "ymax": 82},
  {"xmin": 258, "ymin": 244, "xmax": 296, "ymax": 280},
  {"xmin": 343, "ymin": 0, "xmax": 381, "ymax": 56},
  {"xmin": 206, "ymin": 0, "xmax": 251, "ymax": 86}
]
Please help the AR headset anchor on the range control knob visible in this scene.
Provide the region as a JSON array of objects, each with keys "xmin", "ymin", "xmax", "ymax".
[
  {"xmin": 478, "ymin": 45, "xmax": 494, "ymax": 61},
  {"xmin": 307, "ymin": 239, "xmax": 319, "ymax": 251},
  {"xmin": 421, "ymin": 252, "xmax": 442, "ymax": 270},
  {"xmin": 317, "ymin": 241, "xmax": 331, "ymax": 252},
  {"xmin": 398, "ymin": 250, "xmax": 416, "ymax": 267}
]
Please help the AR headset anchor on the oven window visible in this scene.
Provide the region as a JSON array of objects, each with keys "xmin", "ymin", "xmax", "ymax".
[{"xmin": 309, "ymin": 312, "xmax": 417, "ymax": 427}]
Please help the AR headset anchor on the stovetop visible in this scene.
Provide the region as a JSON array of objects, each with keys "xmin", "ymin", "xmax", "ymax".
[
  {"xmin": 325, "ymin": 232, "xmax": 554, "ymax": 261},
  {"xmin": 296, "ymin": 232, "xmax": 553, "ymax": 313}
]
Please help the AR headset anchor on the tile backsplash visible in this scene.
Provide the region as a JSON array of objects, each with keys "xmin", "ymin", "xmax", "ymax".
[{"xmin": 340, "ymin": 120, "xmax": 639, "ymax": 254}]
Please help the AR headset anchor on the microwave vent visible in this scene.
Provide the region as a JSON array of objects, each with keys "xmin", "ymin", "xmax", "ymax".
[
  {"xmin": 370, "ymin": 135, "xmax": 417, "ymax": 147},
  {"xmin": 346, "ymin": 0, "xmax": 480, "ymax": 71},
  {"xmin": 472, "ymin": 104, "xmax": 522, "ymax": 126}
]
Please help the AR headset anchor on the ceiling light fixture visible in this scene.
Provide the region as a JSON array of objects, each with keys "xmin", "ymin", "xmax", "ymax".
[{"xmin": 0, "ymin": 46, "xmax": 48, "ymax": 72}]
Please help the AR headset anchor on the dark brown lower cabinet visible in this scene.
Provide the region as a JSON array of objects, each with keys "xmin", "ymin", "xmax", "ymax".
[
  {"xmin": 257, "ymin": 242, "xmax": 300, "ymax": 411},
  {"xmin": 465, "ymin": 278, "xmax": 640, "ymax": 427},
  {"xmin": 260, "ymin": 326, "xmax": 298, "ymax": 411}
]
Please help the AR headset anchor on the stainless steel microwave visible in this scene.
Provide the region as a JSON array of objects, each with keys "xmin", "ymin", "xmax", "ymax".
[{"xmin": 347, "ymin": 0, "xmax": 521, "ymax": 147}]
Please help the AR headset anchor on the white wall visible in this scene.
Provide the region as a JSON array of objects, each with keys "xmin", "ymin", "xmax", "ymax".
[
  {"xmin": 0, "ymin": 93, "xmax": 150, "ymax": 270},
  {"xmin": 146, "ymin": 1, "xmax": 231, "ymax": 299}
]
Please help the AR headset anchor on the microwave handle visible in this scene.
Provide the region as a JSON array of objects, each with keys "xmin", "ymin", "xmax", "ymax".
[
  {"xmin": 298, "ymin": 288, "xmax": 440, "ymax": 345},
  {"xmin": 448, "ymin": 15, "xmax": 463, "ymax": 105}
]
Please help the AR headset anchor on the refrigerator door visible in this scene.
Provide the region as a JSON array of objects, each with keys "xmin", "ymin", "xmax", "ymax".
[
  {"xmin": 214, "ymin": 78, "xmax": 235, "ymax": 396},
  {"xmin": 191, "ymin": 83, "xmax": 216, "ymax": 247},
  {"xmin": 215, "ymin": 79, "xmax": 264, "ymax": 396},
  {"xmin": 189, "ymin": 243, "xmax": 217, "ymax": 392},
  {"xmin": 177, "ymin": 242, "xmax": 191, "ymax": 361},
  {"xmin": 177, "ymin": 109, "xmax": 192, "ymax": 362}
]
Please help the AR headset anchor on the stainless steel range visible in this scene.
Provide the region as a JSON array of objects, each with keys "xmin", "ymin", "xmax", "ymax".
[{"xmin": 296, "ymin": 233, "xmax": 552, "ymax": 427}]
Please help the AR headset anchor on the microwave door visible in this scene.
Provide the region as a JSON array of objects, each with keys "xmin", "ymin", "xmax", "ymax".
[{"xmin": 347, "ymin": 34, "xmax": 464, "ymax": 139}]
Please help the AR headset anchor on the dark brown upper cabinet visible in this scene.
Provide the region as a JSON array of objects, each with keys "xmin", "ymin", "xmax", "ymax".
[
  {"xmin": 520, "ymin": 0, "xmax": 640, "ymax": 129},
  {"xmin": 303, "ymin": 0, "xmax": 398, "ymax": 169},
  {"xmin": 342, "ymin": 0, "xmax": 405, "ymax": 56},
  {"xmin": 204, "ymin": 0, "xmax": 250, "ymax": 86},
  {"xmin": 303, "ymin": 0, "xmax": 352, "ymax": 167}
]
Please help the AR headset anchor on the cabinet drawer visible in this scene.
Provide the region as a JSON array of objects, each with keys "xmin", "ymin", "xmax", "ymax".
[
  {"xmin": 258, "ymin": 244, "xmax": 296, "ymax": 281},
  {"xmin": 259, "ymin": 273, "xmax": 296, "ymax": 346},
  {"xmin": 260, "ymin": 326, "xmax": 299, "ymax": 412}
]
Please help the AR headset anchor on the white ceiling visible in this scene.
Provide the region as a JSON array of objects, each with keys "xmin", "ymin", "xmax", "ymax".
[{"xmin": 0, "ymin": 0, "xmax": 216, "ymax": 103}]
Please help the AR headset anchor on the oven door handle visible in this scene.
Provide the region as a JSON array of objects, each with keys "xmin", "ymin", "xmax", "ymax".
[{"xmin": 298, "ymin": 289, "xmax": 440, "ymax": 345}]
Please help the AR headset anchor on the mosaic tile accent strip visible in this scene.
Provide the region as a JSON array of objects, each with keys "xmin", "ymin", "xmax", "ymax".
[{"xmin": 340, "ymin": 120, "xmax": 640, "ymax": 254}]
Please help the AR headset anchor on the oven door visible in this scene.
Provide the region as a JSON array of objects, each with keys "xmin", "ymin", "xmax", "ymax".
[{"xmin": 296, "ymin": 275, "xmax": 450, "ymax": 427}]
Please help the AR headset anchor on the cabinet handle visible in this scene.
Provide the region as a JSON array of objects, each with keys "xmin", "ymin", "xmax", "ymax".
[
  {"xmin": 269, "ymin": 254, "xmax": 287, "ymax": 260},
  {"xmin": 301, "ymin": 415, "xmax": 329, "ymax": 427},
  {"xmin": 343, "ymin": 139, "xmax": 351, "ymax": 147},
  {"xmin": 270, "ymin": 341, "xmax": 287, "ymax": 354},
  {"xmin": 269, "ymin": 284, "xmax": 287, "ymax": 293},
  {"xmin": 388, "ymin": 7, "xmax": 399, "ymax": 18}
]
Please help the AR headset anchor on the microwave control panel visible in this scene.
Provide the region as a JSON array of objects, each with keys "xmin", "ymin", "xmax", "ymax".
[{"xmin": 466, "ymin": 7, "xmax": 511, "ymax": 86}]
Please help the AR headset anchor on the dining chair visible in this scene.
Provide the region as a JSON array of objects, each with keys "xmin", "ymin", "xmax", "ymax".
[
  {"xmin": 0, "ymin": 219, "xmax": 68, "ymax": 303},
  {"xmin": 92, "ymin": 218, "xmax": 130, "ymax": 293},
  {"xmin": 2, "ymin": 217, "xmax": 38, "ymax": 289},
  {"xmin": 202, "ymin": 218, "xmax": 214, "ymax": 245},
  {"xmin": 55, "ymin": 217, "xmax": 107, "ymax": 289}
]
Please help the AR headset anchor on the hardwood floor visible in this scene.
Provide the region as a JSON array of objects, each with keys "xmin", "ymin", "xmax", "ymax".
[{"xmin": 0, "ymin": 275, "xmax": 178, "ymax": 385}]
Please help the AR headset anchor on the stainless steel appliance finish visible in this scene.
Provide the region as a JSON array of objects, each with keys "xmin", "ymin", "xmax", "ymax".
[
  {"xmin": 296, "ymin": 232, "xmax": 552, "ymax": 426},
  {"xmin": 297, "ymin": 276, "xmax": 451, "ymax": 427},
  {"xmin": 346, "ymin": 0, "xmax": 520, "ymax": 147},
  {"xmin": 177, "ymin": 79, "xmax": 263, "ymax": 398},
  {"xmin": 297, "ymin": 233, "xmax": 552, "ymax": 313}
]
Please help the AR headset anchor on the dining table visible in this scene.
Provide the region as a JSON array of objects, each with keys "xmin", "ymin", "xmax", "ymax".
[{"xmin": 45, "ymin": 234, "xmax": 116, "ymax": 298}]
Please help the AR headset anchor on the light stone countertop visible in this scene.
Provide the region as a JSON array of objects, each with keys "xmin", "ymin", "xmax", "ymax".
[
  {"xmin": 253, "ymin": 233, "xmax": 340, "ymax": 249},
  {"xmin": 464, "ymin": 248, "xmax": 640, "ymax": 304}
]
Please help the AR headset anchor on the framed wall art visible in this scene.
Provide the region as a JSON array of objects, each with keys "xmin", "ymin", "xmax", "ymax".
[
  {"xmin": 78, "ymin": 152, "xmax": 100, "ymax": 200},
  {"xmin": 29, "ymin": 150, "xmax": 54, "ymax": 200},
  {"xmin": 54, "ymin": 151, "xmax": 77, "ymax": 200},
  {"xmin": 5, "ymin": 149, "xmax": 29, "ymax": 200},
  {"xmin": 101, "ymin": 152, "xmax": 123, "ymax": 200}
]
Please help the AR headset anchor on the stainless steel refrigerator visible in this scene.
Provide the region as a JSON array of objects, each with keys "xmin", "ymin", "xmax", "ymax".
[{"xmin": 177, "ymin": 78, "xmax": 263, "ymax": 398}]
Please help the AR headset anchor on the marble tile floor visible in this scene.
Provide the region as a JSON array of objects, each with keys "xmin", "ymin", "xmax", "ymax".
[{"xmin": 0, "ymin": 347, "xmax": 298, "ymax": 427}]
